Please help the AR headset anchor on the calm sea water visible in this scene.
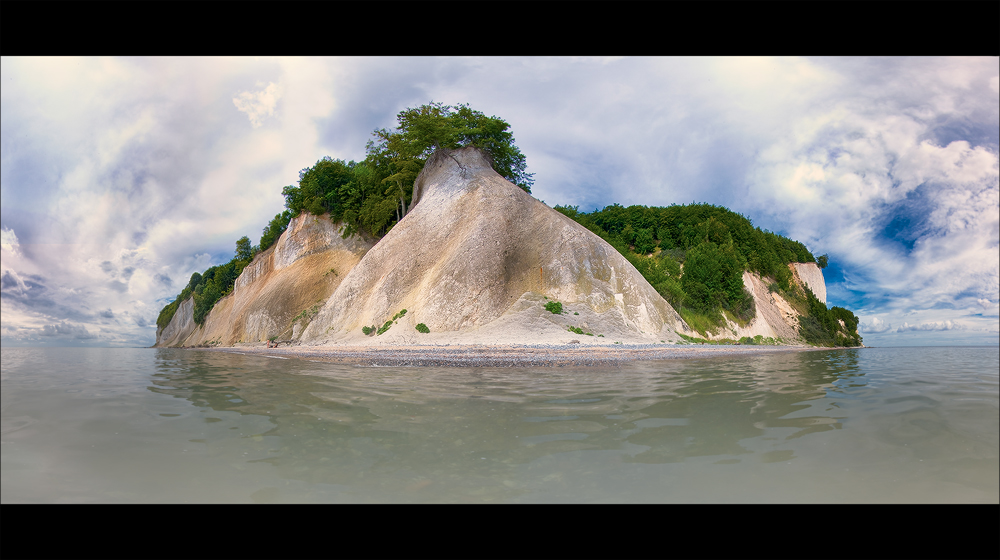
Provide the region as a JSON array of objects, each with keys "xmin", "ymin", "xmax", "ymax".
[{"xmin": 1, "ymin": 345, "xmax": 997, "ymax": 503}]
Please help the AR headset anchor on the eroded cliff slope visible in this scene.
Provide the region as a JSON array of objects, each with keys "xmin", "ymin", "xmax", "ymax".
[
  {"xmin": 154, "ymin": 213, "xmax": 374, "ymax": 347},
  {"xmin": 299, "ymin": 147, "xmax": 691, "ymax": 345}
]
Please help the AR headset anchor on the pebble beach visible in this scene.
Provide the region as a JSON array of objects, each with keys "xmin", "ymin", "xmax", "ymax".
[{"xmin": 207, "ymin": 342, "xmax": 817, "ymax": 367}]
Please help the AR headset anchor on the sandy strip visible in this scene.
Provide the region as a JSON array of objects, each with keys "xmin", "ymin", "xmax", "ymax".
[{"xmin": 203, "ymin": 343, "xmax": 820, "ymax": 367}]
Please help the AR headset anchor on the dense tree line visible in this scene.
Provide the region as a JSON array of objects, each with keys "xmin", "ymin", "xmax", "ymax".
[{"xmin": 554, "ymin": 203, "xmax": 860, "ymax": 346}]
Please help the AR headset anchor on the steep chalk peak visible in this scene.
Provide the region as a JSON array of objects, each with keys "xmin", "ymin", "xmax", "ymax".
[
  {"xmin": 410, "ymin": 147, "xmax": 500, "ymax": 210},
  {"xmin": 301, "ymin": 146, "xmax": 688, "ymax": 345}
]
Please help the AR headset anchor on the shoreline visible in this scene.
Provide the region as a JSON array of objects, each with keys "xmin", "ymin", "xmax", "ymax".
[{"xmin": 197, "ymin": 343, "xmax": 833, "ymax": 367}]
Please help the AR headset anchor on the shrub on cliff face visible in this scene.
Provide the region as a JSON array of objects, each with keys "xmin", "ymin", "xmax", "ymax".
[
  {"xmin": 415, "ymin": 323, "xmax": 430, "ymax": 333},
  {"xmin": 259, "ymin": 210, "xmax": 292, "ymax": 253},
  {"xmin": 544, "ymin": 301, "xmax": 562, "ymax": 314}
]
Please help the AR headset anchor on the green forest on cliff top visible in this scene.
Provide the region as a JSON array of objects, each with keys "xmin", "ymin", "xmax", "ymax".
[{"xmin": 157, "ymin": 103, "xmax": 861, "ymax": 347}]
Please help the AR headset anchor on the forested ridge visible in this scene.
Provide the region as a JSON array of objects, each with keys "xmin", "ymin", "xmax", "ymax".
[
  {"xmin": 157, "ymin": 102, "xmax": 861, "ymax": 347},
  {"xmin": 553, "ymin": 203, "xmax": 860, "ymax": 346}
]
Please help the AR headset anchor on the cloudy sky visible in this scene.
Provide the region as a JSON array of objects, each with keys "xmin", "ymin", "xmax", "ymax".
[{"xmin": 1, "ymin": 56, "xmax": 997, "ymax": 347}]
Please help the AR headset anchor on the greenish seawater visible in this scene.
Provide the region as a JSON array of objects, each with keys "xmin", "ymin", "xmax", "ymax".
[{"xmin": 2, "ymin": 345, "xmax": 997, "ymax": 503}]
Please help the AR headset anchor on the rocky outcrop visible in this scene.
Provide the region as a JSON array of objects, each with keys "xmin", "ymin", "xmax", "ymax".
[
  {"xmin": 300, "ymin": 147, "xmax": 690, "ymax": 345},
  {"xmin": 153, "ymin": 213, "xmax": 375, "ymax": 347}
]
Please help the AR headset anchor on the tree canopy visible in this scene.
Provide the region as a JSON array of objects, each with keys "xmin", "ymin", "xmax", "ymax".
[{"xmin": 280, "ymin": 102, "xmax": 533, "ymax": 240}]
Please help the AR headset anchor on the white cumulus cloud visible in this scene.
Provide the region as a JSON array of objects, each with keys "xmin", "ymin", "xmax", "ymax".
[
  {"xmin": 1, "ymin": 227, "xmax": 21, "ymax": 260},
  {"xmin": 860, "ymin": 317, "xmax": 893, "ymax": 333},
  {"xmin": 233, "ymin": 81, "xmax": 282, "ymax": 128},
  {"xmin": 895, "ymin": 320, "xmax": 965, "ymax": 332}
]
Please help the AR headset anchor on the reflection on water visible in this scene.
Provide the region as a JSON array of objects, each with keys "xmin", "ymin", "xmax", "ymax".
[{"xmin": 2, "ymin": 346, "xmax": 997, "ymax": 503}]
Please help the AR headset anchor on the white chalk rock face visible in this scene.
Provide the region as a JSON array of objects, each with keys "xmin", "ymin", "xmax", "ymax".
[
  {"xmin": 154, "ymin": 213, "xmax": 374, "ymax": 347},
  {"xmin": 301, "ymin": 147, "xmax": 689, "ymax": 345},
  {"xmin": 155, "ymin": 296, "xmax": 197, "ymax": 347},
  {"xmin": 792, "ymin": 262, "xmax": 826, "ymax": 304}
]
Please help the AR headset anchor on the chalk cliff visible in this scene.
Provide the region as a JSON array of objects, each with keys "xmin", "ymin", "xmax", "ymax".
[
  {"xmin": 792, "ymin": 262, "xmax": 826, "ymax": 304},
  {"xmin": 299, "ymin": 147, "xmax": 690, "ymax": 345},
  {"xmin": 156, "ymin": 147, "xmax": 844, "ymax": 348},
  {"xmin": 154, "ymin": 212, "xmax": 374, "ymax": 347}
]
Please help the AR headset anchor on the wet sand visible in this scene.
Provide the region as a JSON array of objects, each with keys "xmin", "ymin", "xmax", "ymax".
[{"xmin": 206, "ymin": 343, "xmax": 820, "ymax": 367}]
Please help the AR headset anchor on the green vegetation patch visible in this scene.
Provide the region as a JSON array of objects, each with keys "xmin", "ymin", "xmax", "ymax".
[
  {"xmin": 415, "ymin": 323, "xmax": 430, "ymax": 334},
  {"xmin": 544, "ymin": 301, "xmax": 563, "ymax": 314},
  {"xmin": 551, "ymin": 202, "xmax": 863, "ymax": 348},
  {"xmin": 679, "ymin": 333, "xmax": 733, "ymax": 345},
  {"xmin": 677, "ymin": 307, "xmax": 726, "ymax": 339},
  {"xmin": 158, "ymin": 236, "xmax": 259, "ymax": 328},
  {"xmin": 365, "ymin": 309, "xmax": 409, "ymax": 336},
  {"xmin": 796, "ymin": 288, "xmax": 861, "ymax": 347},
  {"xmin": 737, "ymin": 335, "xmax": 783, "ymax": 345},
  {"xmin": 292, "ymin": 302, "xmax": 322, "ymax": 324}
]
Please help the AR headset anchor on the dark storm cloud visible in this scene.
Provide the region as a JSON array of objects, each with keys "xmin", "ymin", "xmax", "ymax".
[
  {"xmin": 2, "ymin": 270, "xmax": 47, "ymax": 299},
  {"xmin": 1, "ymin": 269, "xmax": 99, "ymax": 323},
  {"xmin": 926, "ymin": 114, "xmax": 1000, "ymax": 152},
  {"xmin": 108, "ymin": 280, "xmax": 129, "ymax": 293},
  {"xmin": 1, "ymin": 269, "xmax": 27, "ymax": 292}
]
